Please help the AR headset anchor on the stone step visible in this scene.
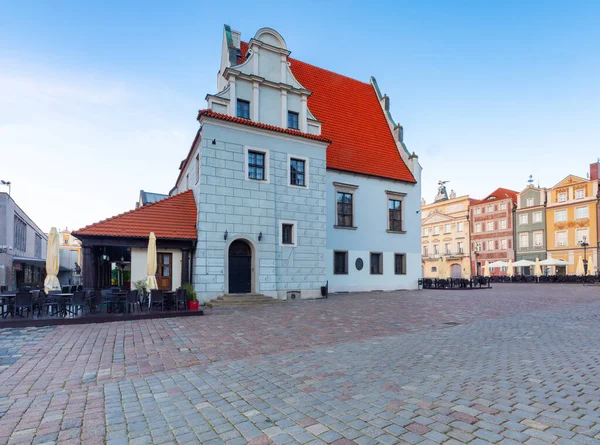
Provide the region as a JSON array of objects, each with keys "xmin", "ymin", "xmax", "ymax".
[{"xmin": 206, "ymin": 293, "xmax": 285, "ymax": 308}]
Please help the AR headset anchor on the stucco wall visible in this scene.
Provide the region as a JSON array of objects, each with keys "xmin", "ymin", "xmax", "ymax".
[
  {"xmin": 325, "ymin": 169, "xmax": 421, "ymax": 291},
  {"xmin": 130, "ymin": 248, "xmax": 182, "ymax": 291}
]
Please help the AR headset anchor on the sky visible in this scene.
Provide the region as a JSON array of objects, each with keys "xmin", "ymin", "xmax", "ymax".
[{"xmin": 1, "ymin": 0, "xmax": 599, "ymax": 232}]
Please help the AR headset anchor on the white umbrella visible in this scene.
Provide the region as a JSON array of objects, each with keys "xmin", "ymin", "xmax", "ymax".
[
  {"xmin": 146, "ymin": 232, "xmax": 158, "ymax": 291},
  {"xmin": 539, "ymin": 258, "xmax": 572, "ymax": 266},
  {"xmin": 483, "ymin": 260, "xmax": 490, "ymax": 277},
  {"xmin": 588, "ymin": 255, "xmax": 595, "ymax": 276},
  {"xmin": 488, "ymin": 261, "xmax": 509, "ymax": 268},
  {"xmin": 534, "ymin": 258, "xmax": 542, "ymax": 277},
  {"xmin": 575, "ymin": 257, "xmax": 585, "ymax": 276},
  {"xmin": 44, "ymin": 227, "xmax": 61, "ymax": 293},
  {"xmin": 512, "ymin": 259, "xmax": 535, "ymax": 267},
  {"xmin": 507, "ymin": 259, "xmax": 514, "ymax": 278}
]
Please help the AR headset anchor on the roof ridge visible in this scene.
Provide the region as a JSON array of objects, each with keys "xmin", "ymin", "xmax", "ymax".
[{"xmin": 73, "ymin": 190, "xmax": 194, "ymax": 235}]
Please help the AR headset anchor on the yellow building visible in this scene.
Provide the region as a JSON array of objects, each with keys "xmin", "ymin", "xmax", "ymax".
[
  {"xmin": 545, "ymin": 173, "xmax": 598, "ymax": 275},
  {"xmin": 421, "ymin": 192, "xmax": 475, "ymax": 278}
]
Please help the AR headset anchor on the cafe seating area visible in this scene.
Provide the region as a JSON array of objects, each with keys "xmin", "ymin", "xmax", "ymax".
[{"xmin": 0, "ymin": 286, "xmax": 203, "ymax": 328}]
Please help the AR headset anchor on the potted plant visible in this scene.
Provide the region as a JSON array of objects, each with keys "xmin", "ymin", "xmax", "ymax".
[{"xmin": 182, "ymin": 284, "xmax": 199, "ymax": 310}]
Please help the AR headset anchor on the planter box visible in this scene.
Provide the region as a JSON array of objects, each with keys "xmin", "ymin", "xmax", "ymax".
[{"xmin": 187, "ymin": 301, "xmax": 199, "ymax": 311}]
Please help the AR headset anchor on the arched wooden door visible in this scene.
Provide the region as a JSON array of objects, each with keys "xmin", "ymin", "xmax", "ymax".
[
  {"xmin": 228, "ymin": 240, "xmax": 252, "ymax": 294},
  {"xmin": 451, "ymin": 264, "xmax": 461, "ymax": 278}
]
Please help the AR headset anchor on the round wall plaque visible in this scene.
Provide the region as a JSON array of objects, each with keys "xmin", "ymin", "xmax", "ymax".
[{"xmin": 355, "ymin": 258, "xmax": 364, "ymax": 271}]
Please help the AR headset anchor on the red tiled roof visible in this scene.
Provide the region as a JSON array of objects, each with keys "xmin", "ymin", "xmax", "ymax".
[
  {"xmin": 198, "ymin": 109, "xmax": 331, "ymax": 143},
  {"xmin": 73, "ymin": 191, "xmax": 197, "ymax": 240},
  {"xmin": 479, "ymin": 187, "xmax": 519, "ymax": 203},
  {"xmin": 235, "ymin": 42, "xmax": 416, "ymax": 183}
]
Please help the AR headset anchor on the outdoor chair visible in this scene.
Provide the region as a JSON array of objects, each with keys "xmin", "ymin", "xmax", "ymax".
[
  {"xmin": 66, "ymin": 291, "xmax": 87, "ymax": 316},
  {"xmin": 70, "ymin": 285, "xmax": 77, "ymax": 293},
  {"xmin": 103, "ymin": 289, "xmax": 124, "ymax": 313},
  {"xmin": 0, "ymin": 286, "xmax": 7, "ymax": 293},
  {"xmin": 43, "ymin": 291, "xmax": 62, "ymax": 316},
  {"xmin": 84, "ymin": 290, "xmax": 97, "ymax": 313},
  {"xmin": 62, "ymin": 286, "xmax": 70, "ymax": 293},
  {"xmin": 126, "ymin": 290, "xmax": 142, "ymax": 313},
  {"xmin": 13, "ymin": 292, "xmax": 33, "ymax": 318},
  {"xmin": 174, "ymin": 288, "xmax": 187, "ymax": 311},
  {"xmin": 150, "ymin": 289, "xmax": 164, "ymax": 311}
]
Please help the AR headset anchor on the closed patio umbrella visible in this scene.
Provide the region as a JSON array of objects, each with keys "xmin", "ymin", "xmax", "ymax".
[
  {"xmin": 575, "ymin": 257, "xmax": 584, "ymax": 276},
  {"xmin": 44, "ymin": 227, "xmax": 61, "ymax": 293},
  {"xmin": 437, "ymin": 257, "xmax": 445, "ymax": 279},
  {"xmin": 534, "ymin": 258, "xmax": 542, "ymax": 277},
  {"xmin": 588, "ymin": 255, "xmax": 595, "ymax": 276},
  {"xmin": 146, "ymin": 232, "xmax": 158, "ymax": 291},
  {"xmin": 483, "ymin": 260, "xmax": 490, "ymax": 277},
  {"xmin": 507, "ymin": 259, "xmax": 514, "ymax": 278}
]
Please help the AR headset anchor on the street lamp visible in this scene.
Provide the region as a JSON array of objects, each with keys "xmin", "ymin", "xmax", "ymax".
[
  {"xmin": 0, "ymin": 180, "xmax": 11, "ymax": 195},
  {"xmin": 579, "ymin": 236, "xmax": 589, "ymax": 275}
]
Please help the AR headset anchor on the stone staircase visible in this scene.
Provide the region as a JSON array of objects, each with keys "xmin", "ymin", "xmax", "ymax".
[{"xmin": 205, "ymin": 294, "xmax": 286, "ymax": 308}]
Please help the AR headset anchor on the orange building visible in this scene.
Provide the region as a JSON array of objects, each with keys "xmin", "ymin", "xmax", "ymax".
[{"xmin": 545, "ymin": 164, "xmax": 599, "ymax": 275}]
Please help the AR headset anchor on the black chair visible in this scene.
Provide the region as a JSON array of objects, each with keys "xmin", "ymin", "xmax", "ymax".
[
  {"xmin": 43, "ymin": 291, "xmax": 62, "ymax": 316},
  {"xmin": 70, "ymin": 285, "xmax": 77, "ymax": 293},
  {"xmin": 126, "ymin": 290, "xmax": 142, "ymax": 313},
  {"xmin": 66, "ymin": 291, "xmax": 87, "ymax": 316},
  {"xmin": 150, "ymin": 290, "xmax": 164, "ymax": 311},
  {"xmin": 31, "ymin": 290, "xmax": 42, "ymax": 316},
  {"xmin": 77, "ymin": 285, "xmax": 83, "ymax": 292},
  {"xmin": 84, "ymin": 290, "xmax": 97, "ymax": 313},
  {"xmin": 103, "ymin": 289, "xmax": 124, "ymax": 313},
  {"xmin": 174, "ymin": 288, "xmax": 187, "ymax": 311},
  {"xmin": 13, "ymin": 292, "xmax": 33, "ymax": 317},
  {"xmin": 61, "ymin": 286, "xmax": 70, "ymax": 293}
]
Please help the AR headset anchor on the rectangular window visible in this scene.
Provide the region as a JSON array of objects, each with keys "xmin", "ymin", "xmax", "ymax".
[
  {"xmin": 533, "ymin": 231, "xmax": 543, "ymax": 247},
  {"xmin": 433, "ymin": 226, "xmax": 440, "ymax": 235},
  {"xmin": 499, "ymin": 202, "xmax": 507, "ymax": 211},
  {"xmin": 457, "ymin": 222, "xmax": 464, "ymax": 232},
  {"xmin": 575, "ymin": 206, "xmax": 589, "ymax": 219},
  {"xmin": 557, "ymin": 192, "xmax": 567, "ymax": 203},
  {"xmin": 475, "ymin": 241, "xmax": 482, "ymax": 251},
  {"xmin": 394, "ymin": 254, "xmax": 406, "ymax": 275},
  {"xmin": 487, "ymin": 240, "xmax": 494, "ymax": 251},
  {"xmin": 388, "ymin": 199, "xmax": 403, "ymax": 232},
  {"xmin": 457, "ymin": 241, "xmax": 464, "ymax": 253},
  {"xmin": 282, "ymin": 224, "xmax": 294, "ymax": 245},
  {"xmin": 526, "ymin": 198, "xmax": 534, "ymax": 207},
  {"xmin": 486, "ymin": 221, "xmax": 494, "ymax": 231},
  {"xmin": 34, "ymin": 234, "xmax": 42, "ymax": 258},
  {"xmin": 475, "ymin": 208, "xmax": 481, "ymax": 215},
  {"xmin": 423, "ymin": 246, "xmax": 429, "ymax": 256},
  {"xmin": 487, "ymin": 205, "xmax": 493, "ymax": 213},
  {"xmin": 370, "ymin": 252, "xmax": 383, "ymax": 275},
  {"xmin": 433, "ymin": 244, "xmax": 439, "ymax": 255},
  {"xmin": 248, "ymin": 151, "xmax": 265, "ymax": 180},
  {"xmin": 520, "ymin": 233, "xmax": 529, "ymax": 248},
  {"xmin": 423, "ymin": 227, "xmax": 429, "ymax": 236},
  {"xmin": 336, "ymin": 192, "xmax": 353, "ymax": 227},
  {"xmin": 575, "ymin": 189, "xmax": 585, "ymax": 199},
  {"xmin": 500, "ymin": 219, "xmax": 507, "ymax": 230},
  {"xmin": 576, "ymin": 229, "xmax": 589, "ymax": 244},
  {"xmin": 475, "ymin": 223, "xmax": 482, "ymax": 233},
  {"xmin": 287, "ymin": 111, "xmax": 299, "ymax": 130},
  {"xmin": 195, "ymin": 154, "xmax": 200, "ymax": 184},
  {"xmin": 237, "ymin": 99, "xmax": 250, "ymax": 119},
  {"xmin": 556, "ymin": 231, "xmax": 568, "ymax": 246},
  {"xmin": 444, "ymin": 223, "xmax": 451, "ymax": 233},
  {"xmin": 290, "ymin": 158, "xmax": 306, "ymax": 186},
  {"xmin": 13, "ymin": 216, "xmax": 27, "ymax": 252},
  {"xmin": 533, "ymin": 211, "xmax": 542, "ymax": 223},
  {"xmin": 445, "ymin": 243, "xmax": 451, "ymax": 254},
  {"xmin": 334, "ymin": 251, "xmax": 348, "ymax": 275},
  {"xmin": 520, "ymin": 214, "xmax": 528, "ymax": 225},
  {"xmin": 555, "ymin": 210, "xmax": 567, "ymax": 222}
]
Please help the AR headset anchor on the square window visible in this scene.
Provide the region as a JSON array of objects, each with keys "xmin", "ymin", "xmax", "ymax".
[
  {"xmin": 248, "ymin": 151, "xmax": 265, "ymax": 180},
  {"xmin": 520, "ymin": 214, "xmax": 528, "ymax": 225},
  {"xmin": 575, "ymin": 189, "xmax": 585, "ymax": 199},
  {"xmin": 336, "ymin": 192, "xmax": 353, "ymax": 227},
  {"xmin": 394, "ymin": 254, "xmax": 406, "ymax": 275},
  {"xmin": 526, "ymin": 198, "xmax": 534, "ymax": 207},
  {"xmin": 557, "ymin": 192, "xmax": 567, "ymax": 203},
  {"xmin": 287, "ymin": 111, "xmax": 299, "ymax": 130},
  {"xmin": 370, "ymin": 252, "xmax": 383, "ymax": 275},
  {"xmin": 237, "ymin": 99, "xmax": 250, "ymax": 119},
  {"xmin": 555, "ymin": 210, "xmax": 567, "ymax": 222},
  {"xmin": 388, "ymin": 199, "xmax": 403, "ymax": 231},
  {"xmin": 282, "ymin": 224, "xmax": 294, "ymax": 245},
  {"xmin": 533, "ymin": 212, "xmax": 542, "ymax": 223},
  {"xmin": 575, "ymin": 206, "xmax": 589, "ymax": 219},
  {"xmin": 290, "ymin": 158, "xmax": 305, "ymax": 186},
  {"xmin": 334, "ymin": 251, "xmax": 348, "ymax": 275}
]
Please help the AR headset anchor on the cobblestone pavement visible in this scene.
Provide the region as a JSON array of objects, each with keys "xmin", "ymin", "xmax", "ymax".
[{"xmin": 0, "ymin": 284, "xmax": 600, "ymax": 444}]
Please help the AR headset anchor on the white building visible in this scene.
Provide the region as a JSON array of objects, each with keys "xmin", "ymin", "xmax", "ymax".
[{"xmin": 75, "ymin": 26, "xmax": 422, "ymax": 301}]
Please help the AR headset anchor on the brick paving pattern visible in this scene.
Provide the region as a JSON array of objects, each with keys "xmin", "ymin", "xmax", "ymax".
[{"xmin": 0, "ymin": 283, "xmax": 599, "ymax": 443}]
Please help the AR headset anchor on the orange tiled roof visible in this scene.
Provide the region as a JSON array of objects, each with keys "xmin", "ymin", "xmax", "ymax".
[
  {"xmin": 198, "ymin": 109, "xmax": 331, "ymax": 143},
  {"xmin": 73, "ymin": 191, "xmax": 197, "ymax": 240},
  {"xmin": 233, "ymin": 42, "xmax": 416, "ymax": 183},
  {"xmin": 479, "ymin": 187, "xmax": 519, "ymax": 203}
]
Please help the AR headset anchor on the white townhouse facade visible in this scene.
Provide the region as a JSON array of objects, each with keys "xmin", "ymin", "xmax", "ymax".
[{"xmin": 171, "ymin": 25, "xmax": 422, "ymax": 301}]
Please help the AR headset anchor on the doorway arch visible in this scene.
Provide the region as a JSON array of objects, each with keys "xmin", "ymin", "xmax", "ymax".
[
  {"xmin": 228, "ymin": 239, "xmax": 253, "ymax": 294},
  {"xmin": 450, "ymin": 263, "xmax": 461, "ymax": 279}
]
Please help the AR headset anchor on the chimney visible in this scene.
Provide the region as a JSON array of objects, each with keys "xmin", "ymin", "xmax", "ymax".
[
  {"xmin": 590, "ymin": 161, "xmax": 599, "ymax": 181},
  {"xmin": 382, "ymin": 94, "xmax": 390, "ymax": 111}
]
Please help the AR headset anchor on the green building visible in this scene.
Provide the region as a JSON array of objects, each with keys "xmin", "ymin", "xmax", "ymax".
[{"xmin": 515, "ymin": 185, "xmax": 547, "ymax": 273}]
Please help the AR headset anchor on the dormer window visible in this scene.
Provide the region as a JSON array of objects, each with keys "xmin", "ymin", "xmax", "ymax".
[
  {"xmin": 287, "ymin": 111, "xmax": 299, "ymax": 130},
  {"xmin": 237, "ymin": 100, "xmax": 250, "ymax": 119}
]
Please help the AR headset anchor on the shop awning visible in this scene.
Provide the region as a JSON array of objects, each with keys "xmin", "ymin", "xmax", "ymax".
[{"xmin": 12, "ymin": 256, "xmax": 46, "ymax": 266}]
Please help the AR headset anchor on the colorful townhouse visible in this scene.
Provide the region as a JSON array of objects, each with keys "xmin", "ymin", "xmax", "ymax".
[
  {"xmin": 545, "ymin": 163, "xmax": 599, "ymax": 275},
  {"xmin": 469, "ymin": 188, "xmax": 518, "ymax": 276},
  {"xmin": 74, "ymin": 25, "xmax": 423, "ymax": 301},
  {"xmin": 421, "ymin": 187, "xmax": 476, "ymax": 279},
  {"xmin": 515, "ymin": 185, "xmax": 547, "ymax": 273}
]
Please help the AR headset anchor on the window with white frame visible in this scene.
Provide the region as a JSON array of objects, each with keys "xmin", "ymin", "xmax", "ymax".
[
  {"xmin": 520, "ymin": 233, "xmax": 529, "ymax": 248},
  {"xmin": 289, "ymin": 156, "xmax": 307, "ymax": 187},
  {"xmin": 557, "ymin": 192, "xmax": 567, "ymax": 203},
  {"xmin": 334, "ymin": 251, "xmax": 348, "ymax": 275},
  {"xmin": 575, "ymin": 189, "xmax": 585, "ymax": 199},
  {"xmin": 533, "ymin": 211, "xmax": 542, "ymax": 223},
  {"xmin": 576, "ymin": 228, "xmax": 589, "ymax": 245},
  {"xmin": 457, "ymin": 241, "xmax": 464, "ymax": 253},
  {"xmin": 475, "ymin": 223, "xmax": 482, "ymax": 233},
  {"xmin": 475, "ymin": 208, "xmax": 481, "ymax": 215},
  {"xmin": 423, "ymin": 246, "xmax": 429, "ymax": 256},
  {"xmin": 556, "ymin": 231, "xmax": 568, "ymax": 246},
  {"xmin": 423, "ymin": 227, "xmax": 429, "ymax": 236},
  {"xmin": 500, "ymin": 239, "xmax": 507, "ymax": 250},
  {"xmin": 487, "ymin": 240, "xmax": 494, "ymax": 251},
  {"xmin": 487, "ymin": 205, "xmax": 493, "ymax": 213},
  {"xmin": 433, "ymin": 244, "xmax": 439, "ymax": 255},
  {"xmin": 387, "ymin": 192, "xmax": 405, "ymax": 232},
  {"xmin": 333, "ymin": 182, "xmax": 357, "ymax": 228},
  {"xmin": 445, "ymin": 243, "xmax": 451, "ymax": 254},
  {"xmin": 433, "ymin": 226, "xmax": 440, "ymax": 235},
  {"xmin": 475, "ymin": 241, "xmax": 482, "ymax": 251},
  {"xmin": 533, "ymin": 231, "xmax": 543, "ymax": 247},
  {"xmin": 575, "ymin": 206, "xmax": 589, "ymax": 219},
  {"xmin": 245, "ymin": 147, "xmax": 270, "ymax": 183},
  {"xmin": 555, "ymin": 209, "xmax": 567, "ymax": 222},
  {"xmin": 526, "ymin": 198, "xmax": 534, "ymax": 207},
  {"xmin": 394, "ymin": 254, "xmax": 406, "ymax": 275},
  {"xmin": 520, "ymin": 214, "xmax": 528, "ymax": 225},
  {"xmin": 279, "ymin": 220, "xmax": 297, "ymax": 246},
  {"xmin": 457, "ymin": 222, "xmax": 464, "ymax": 232},
  {"xmin": 499, "ymin": 202, "xmax": 507, "ymax": 211},
  {"xmin": 370, "ymin": 252, "xmax": 383, "ymax": 275},
  {"xmin": 500, "ymin": 219, "xmax": 507, "ymax": 230},
  {"xmin": 444, "ymin": 223, "xmax": 451, "ymax": 233},
  {"xmin": 486, "ymin": 221, "xmax": 494, "ymax": 231}
]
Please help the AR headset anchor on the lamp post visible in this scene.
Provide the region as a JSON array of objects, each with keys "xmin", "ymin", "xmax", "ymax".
[
  {"xmin": 579, "ymin": 236, "xmax": 589, "ymax": 275},
  {"xmin": 0, "ymin": 180, "xmax": 11, "ymax": 196}
]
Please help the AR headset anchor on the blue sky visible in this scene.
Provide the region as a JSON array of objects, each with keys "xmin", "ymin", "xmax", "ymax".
[{"xmin": 1, "ymin": 0, "xmax": 599, "ymax": 231}]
